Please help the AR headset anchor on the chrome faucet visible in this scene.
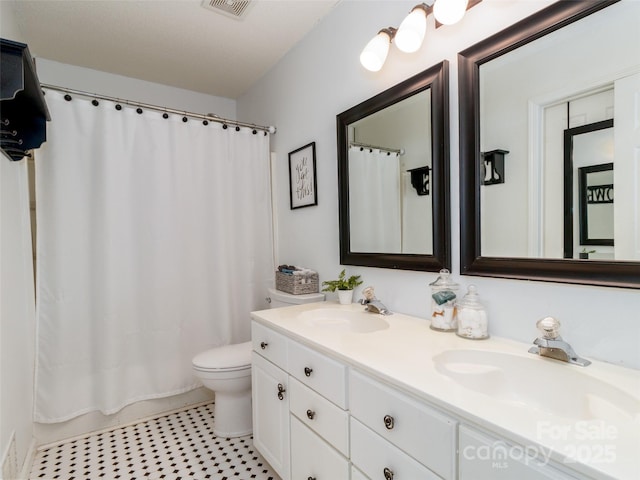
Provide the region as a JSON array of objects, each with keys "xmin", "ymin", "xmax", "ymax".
[
  {"xmin": 358, "ymin": 286, "xmax": 392, "ymax": 315},
  {"xmin": 528, "ymin": 316, "xmax": 590, "ymax": 366}
]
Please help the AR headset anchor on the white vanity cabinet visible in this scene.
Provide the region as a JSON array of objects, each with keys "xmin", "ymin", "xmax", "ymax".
[
  {"xmin": 252, "ymin": 321, "xmax": 351, "ymax": 480},
  {"xmin": 458, "ymin": 425, "xmax": 579, "ymax": 480},
  {"xmin": 251, "ymin": 305, "xmax": 636, "ymax": 480},
  {"xmin": 251, "ymin": 323, "xmax": 290, "ymax": 480}
]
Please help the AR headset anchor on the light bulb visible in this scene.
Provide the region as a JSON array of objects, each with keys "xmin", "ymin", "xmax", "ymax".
[
  {"xmin": 433, "ymin": 0, "xmax": 469, "ymax": 26},
  {"xmin": 395, "ymin": 6, "xmax": 428, "ymax": 53},
  {"xmin": 359, "ymin": 29, "xmax": 394, "ymax": 72}
]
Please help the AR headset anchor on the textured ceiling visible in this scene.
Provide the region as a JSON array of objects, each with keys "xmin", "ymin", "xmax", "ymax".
[{"xmin": 11, "ymin": 0, "xmax": 340, "ymax": 99}]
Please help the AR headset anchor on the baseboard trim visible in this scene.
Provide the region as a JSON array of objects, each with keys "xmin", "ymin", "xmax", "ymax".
[{"xmin": 18, "ymin": 438, "xmax": 37, "ymax": 480}]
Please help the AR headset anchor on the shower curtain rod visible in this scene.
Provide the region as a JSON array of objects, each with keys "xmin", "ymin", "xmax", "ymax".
[
  {"xmin": 40, "ymin": 84, "xmax": 277, "ymax": 134},
  {"xmin": 349, "ymin": 141, "xmax": 404, "ymax": 155}
]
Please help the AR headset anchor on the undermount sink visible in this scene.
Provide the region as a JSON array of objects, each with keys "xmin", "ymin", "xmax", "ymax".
[
  {"xmin": 433, "ymin": 349, "xmax": 640, "ymax": 422},
  {"xmin": 298, "ymin": 308, "xmax": 389, "ymax": 333}
]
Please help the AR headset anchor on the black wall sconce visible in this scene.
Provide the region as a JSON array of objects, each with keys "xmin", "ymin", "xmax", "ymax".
[
  {"xmin": 408, "ymin": 165, "xmax": 430, "ymax": 195},
  {"xmin": 482, "ymin": 149, "xmax": 508, "ymax": 185}
]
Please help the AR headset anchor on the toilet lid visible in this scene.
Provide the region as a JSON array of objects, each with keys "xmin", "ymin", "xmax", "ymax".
[{"xmin": 192, "ymin": 341, "xmax": 252, "ymax": 371}]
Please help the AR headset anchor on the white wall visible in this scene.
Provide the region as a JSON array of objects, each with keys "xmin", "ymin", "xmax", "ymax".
[
  {"xmin": 33, "ymin": 59, "xmax": 237, "ymax": 121},
  {"xmin": 238, "ymin": 0, "xmax": 640, "ymax": 369},
  {"xmin": 1, "ymin": 158, "xmax": 37, "ymax": 478},
  {"xmin": 1, "ymin": 3, "xmax": 37, "ymax": 476}
]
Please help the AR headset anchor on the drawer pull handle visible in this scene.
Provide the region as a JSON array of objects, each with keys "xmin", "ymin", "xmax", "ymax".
[
  {"xmin": 304, "ymin": 366, "xmax": 313, "ymax": 377},
  {"xmin": 383, "ymin": 467, "xmax": 394, "ymax": 480},
  {"xmin": 306, "ymin": 409, "xmax": 316, "ymax": 420},
  {"xmin": 277, "ymin": 383, "xmax": 286, "ymax": 401},
  {"xmin": 260, "ymin": 341, "xmax": 268, "ymax": 350},
  {"xmin": 383, "ymin": 414, "xmax": 395, "ymax": 430}
]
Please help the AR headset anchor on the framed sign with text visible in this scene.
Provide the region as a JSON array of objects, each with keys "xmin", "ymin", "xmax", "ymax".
[{"xmin": 288, "ymin": 142, "xmax": 318, "ymax": 209}]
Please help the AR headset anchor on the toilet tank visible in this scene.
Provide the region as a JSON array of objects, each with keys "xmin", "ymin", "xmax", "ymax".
[{"xmin": 267, "ymin": 287, "xmax": 325, "ymax": 309}]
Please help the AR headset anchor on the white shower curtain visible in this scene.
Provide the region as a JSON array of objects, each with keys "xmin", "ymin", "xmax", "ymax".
[
  {"xmin": 34, "ymin": 92, "xmax": 274, "ymax": 423},
  {"xmin": 348, "ymin": 146, "xmax": 401, "ymax": 252}
]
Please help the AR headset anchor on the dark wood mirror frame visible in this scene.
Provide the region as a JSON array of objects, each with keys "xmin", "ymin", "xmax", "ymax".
[
  {"xmin": 337, "ymin": 60, "xmax": 450, "ymax": 272},
  {"xmin": 459, "ymin": 0, "xmax": 639, "ymax": 288}
]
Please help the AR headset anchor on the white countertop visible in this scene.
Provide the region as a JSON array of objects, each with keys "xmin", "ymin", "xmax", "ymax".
[{"xmin": 251, "ymin": 302, "xmax": 640, "ymax": 480}]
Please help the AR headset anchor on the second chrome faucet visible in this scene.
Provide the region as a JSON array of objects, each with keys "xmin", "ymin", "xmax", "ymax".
[{"xmin": 528, "ymin": 316, "xmax": 590, "ymax": 366}]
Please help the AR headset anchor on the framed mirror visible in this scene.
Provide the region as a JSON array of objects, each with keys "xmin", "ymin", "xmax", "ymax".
[
  {"xmin": 459, "ymin": 0, "xmax": 640, "ymax": 288},
  {"xmin": 337, "ymin": 60, "xmax": 450, "ymax": 271}
]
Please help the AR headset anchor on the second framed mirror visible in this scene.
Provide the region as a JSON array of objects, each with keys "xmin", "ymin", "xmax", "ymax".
[{"xmin": 337, "ymin": 60, "xmax": 450, "ymax": 272}]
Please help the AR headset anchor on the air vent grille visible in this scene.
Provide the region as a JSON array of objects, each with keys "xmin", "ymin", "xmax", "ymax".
[{"xmin": 201, "ymin": 0, "xmax": 252, "ymax": 19}]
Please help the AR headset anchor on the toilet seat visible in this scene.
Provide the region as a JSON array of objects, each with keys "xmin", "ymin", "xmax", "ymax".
[{"xmin": 192, "ymin": 341, "xmax": 252, "ymax": 372}]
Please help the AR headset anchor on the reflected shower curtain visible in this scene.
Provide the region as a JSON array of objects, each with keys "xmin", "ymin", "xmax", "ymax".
[
  {"xmin": 348, "ymin": 147, "xmax": 401, "ymax": 252},
  {"xmin": 34, "ymin": 92, "xmax": 274, "ymax": 423}
]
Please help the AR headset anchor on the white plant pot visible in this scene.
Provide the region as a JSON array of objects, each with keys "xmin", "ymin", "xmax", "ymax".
[{"xmin": 337, "ymin": 289, "xmax": 354, "ymax": 305}]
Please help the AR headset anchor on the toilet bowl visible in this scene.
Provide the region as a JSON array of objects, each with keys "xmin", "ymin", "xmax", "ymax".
[
  {"xmin": 192, "ymin": 289, "xmax": 325, "ymax": 438},
  {"xmin": 192, "ymin": 341, "xmax": 252, "ymax": 437}
]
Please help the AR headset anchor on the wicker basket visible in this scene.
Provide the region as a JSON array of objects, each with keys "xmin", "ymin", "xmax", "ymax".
[{"xmin": 275, "ymin": 271, "xmax": 319, "ymax": 295}]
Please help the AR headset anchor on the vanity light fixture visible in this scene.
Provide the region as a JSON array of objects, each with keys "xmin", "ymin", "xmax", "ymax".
[
  {"xmin": 395, "ymin": 3, "xmax": 432, "ymax": 53},
  {"xmin": 361, "ymin": 0, "xmax": 481, "ymax": 71},
  {"xmin": 359, "ymin": 27, "xmax": 397, "ymax": 72},
  {"xmin": 433, "ymin": 0, "xmax": 470, "ymax": 26},
  {"xmin": 481, "ymin": 149, "xmax": 508, "ymax": 186}
]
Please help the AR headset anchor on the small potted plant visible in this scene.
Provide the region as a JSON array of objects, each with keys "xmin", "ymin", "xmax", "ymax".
[
  {"xmin": 579, "ymin": 248, "xmax": 596, "ymax": 259},
  {"xmin": 322, "ymin": 269, "xmax": 363, "ymax": 305}
]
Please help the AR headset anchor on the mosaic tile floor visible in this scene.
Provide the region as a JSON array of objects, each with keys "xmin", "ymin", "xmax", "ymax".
[{"xmin": 29, "ymin": 402, "xmax": 280, "ymax": 480}]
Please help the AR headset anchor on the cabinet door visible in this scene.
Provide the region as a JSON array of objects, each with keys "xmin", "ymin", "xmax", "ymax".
[
  {"xmin": 459, "ymin": 426, "xmax": 579, "ymax": 480},
  {"xmin": 252, "ymin": 352, "xmax": 290, "ymax": 480},
  {"xmin": 291, "ymin": 416, "xmax": 350, "ymax": 480}
]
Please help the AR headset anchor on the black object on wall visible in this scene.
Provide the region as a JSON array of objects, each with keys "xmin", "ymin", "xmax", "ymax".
[
  {"xmin": 407, "ymin": 165, "xmax": 431, "ymax": 195},
  {"xmin": 481, "ymin": 149, "xmax": 508, "ymax": 185},
  {"xmin": 1, "ymin": 38, "xmax": 50, "ymax": 161}
]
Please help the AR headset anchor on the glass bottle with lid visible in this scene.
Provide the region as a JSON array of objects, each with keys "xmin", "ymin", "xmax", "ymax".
[
  {"xmin": 456, "ymin": 285, "xmax": 489, "ymax": 340},
  {"xmin": 429, "ymin": 269, "xmax": 459, "ymax": 331}
]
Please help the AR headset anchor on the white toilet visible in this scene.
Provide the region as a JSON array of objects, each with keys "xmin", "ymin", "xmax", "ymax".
[{"xmin": 191, "ymin": 288, "xmax": 324, "ymax": 437}]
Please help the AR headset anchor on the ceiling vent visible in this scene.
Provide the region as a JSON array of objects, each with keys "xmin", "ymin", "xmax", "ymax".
[{"xmin": 201, "ymin": 0, "xmax": 253, "ymax": 20}]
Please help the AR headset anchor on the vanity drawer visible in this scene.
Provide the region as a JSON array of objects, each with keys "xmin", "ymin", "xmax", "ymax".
[
  {"xmin": 251, "ymin": 321, "xmax": 288, "ymax": 370},
  {"xmin": 349, "ymin": 370, "xmax": 456, "ymax": 480},
  {"xmin": 351, "ymin": 418, "xmax": 442, "ymax": 480},
  {"xmin": 351, "ymin": 466, "xmax": 369, "ymax": 480},
  {"xmin": 288, "ymin": 340, "xmax": 347, "ymax": 408},
  {"xmin": 291, "ymin": 416, "xmax": 350, "ymax": 480},
  {"xmin": 289, "ymin": 377, "xmax": 349, "ymax": 456}
]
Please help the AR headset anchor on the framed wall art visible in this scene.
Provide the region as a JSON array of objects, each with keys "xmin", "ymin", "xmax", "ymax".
[
  {"xmin": 579, "ymin": 162, "xmax": 614, "ymax": 246},
  {"xmin": 288, "ymin": 142, "xmax": 318, "ymax": 209}
]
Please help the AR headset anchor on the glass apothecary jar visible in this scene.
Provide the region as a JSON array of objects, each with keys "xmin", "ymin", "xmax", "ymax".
[
  {"xmin": 456, "ymin": 285, "xmax": 489, "ymax": 340},
  {"xmin": 429, "ymin": 269, "xmax": 459, "ymax": 332}
]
